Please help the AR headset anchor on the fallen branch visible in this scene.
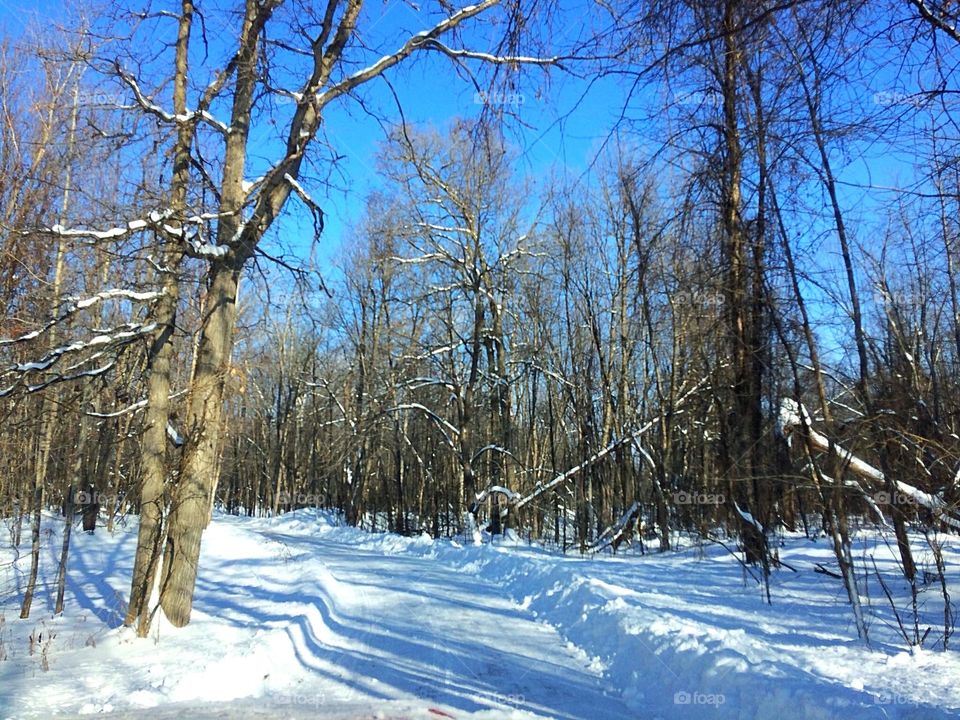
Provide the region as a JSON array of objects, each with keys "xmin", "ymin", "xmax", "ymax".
[
  {"xmin": 780, "ymin": 399, "xmax": 960, "ymax": 530},
  {"xmin": 588, "ymin": 501, "xmax": 641, "ymax": 554}
]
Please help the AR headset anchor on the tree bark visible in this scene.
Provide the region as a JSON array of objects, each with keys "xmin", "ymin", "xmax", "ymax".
[
  {"xmin": 160, "ymin": 257, "xmax": 243, "ymax": 626},
  {"xmin": 126, "ymin": 0, "xmax": 193, "ymax": 636}
]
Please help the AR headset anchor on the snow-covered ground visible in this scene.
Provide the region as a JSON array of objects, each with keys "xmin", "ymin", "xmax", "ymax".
[{"xmin": 1, "ymin": 511, "xmax": 958, "ymax": 719}]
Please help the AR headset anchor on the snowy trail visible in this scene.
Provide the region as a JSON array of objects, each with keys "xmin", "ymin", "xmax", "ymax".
[
  {"xmin": 0, "ymin": 514, "xmax": 631, "ymax": 720},
  {"xmin": 3, "ymin": 510, "xmax": 959, "ymax": 719},
  {"xmin": 195, "ymin": 523, "xmax": 632, "ymax": 719}
]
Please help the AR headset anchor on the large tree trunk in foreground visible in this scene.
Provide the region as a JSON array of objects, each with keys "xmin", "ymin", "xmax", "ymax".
[
  {"xmin": 126, "ymin": 277, "xmax": 179, "ymax": 634},
  {"xmin": 160, "ymin": 258, "xmax": 242, "ymax": 626},
  {"xmin": 126, "ymin": 0, "xmax": 193, "ymax": 636}
]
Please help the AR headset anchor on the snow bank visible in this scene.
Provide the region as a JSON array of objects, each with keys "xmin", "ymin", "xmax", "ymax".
[
  {"xmin": 2, "ymin": 509, "xmax": 957, "ymax": 720},
  {"xmin": 272, "ymin": 510, "xmax": 959, "ymax": 720}
]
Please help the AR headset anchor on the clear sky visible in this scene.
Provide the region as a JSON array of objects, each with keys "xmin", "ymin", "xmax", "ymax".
[
  {"xmin": 0, "ymin": 0, "xmax": 943, "ymax": 341},
  {"xmin": 0, "ymin": 1, "xmax": 596, "ymax": 264}
]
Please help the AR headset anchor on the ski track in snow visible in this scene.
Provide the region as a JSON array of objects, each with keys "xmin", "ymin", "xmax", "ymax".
[{"xmin": 1, "ymin": 510, "xmax": 959, "ymax": 720}]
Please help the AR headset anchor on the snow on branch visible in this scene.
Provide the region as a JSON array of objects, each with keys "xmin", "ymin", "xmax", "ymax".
[
  {"xmin": 513, "ymin": 377, "xmax": 709, "ymax": 510},
  {"xmin": 4, "ymin": 322, "xmax": 156, "ymax": 375},
  {"xmin": 314, "ymin": 0, "xmax": 501, "ymax": 108},
  {"xmin": 514, "ymin": 421, "xmax": 656, "ymax": 510},
  {"xmin": 21, "ymin": 361, "xmax": 117, "ymax": 395},
  {"xmin": 421, "ymin": 39, "xmax": 561, "ymax": 67},
  {"xmin": 233, "ymin": 1, "xmax": 521, "ymax": 257},
  {"xmin": 37, "ymin": 209, "xmax": 239, "ymax": 261},
  {"xmin": 389, "ymin": 253, "xmax": 449, "ymax": 266},
  {"xmin": 40, "ymin": 209, "xmax": 175, "ymax": 243},
  {"xmin": 115, "ymin": 63, "xmax": 230, "ymax": 135},
  {"xmin": 813, "ymin": 469, "xmax": 890, "ymax": 528},
  {"xmin": 284, "ymin": 174, "xmax": 318, "ymax": 210},
  {"xmin": 471, "ymin": 444, "xmax": 520, "ymax": 466},
  {"xmin": 284, "ymin": 173, "xmax": 324, "ymax": 235},
  {"xmin": 85, "ymin": 388, "xmax": 187, "ymax": 419},
  {"xmin": 417, "ymin": 222, "xmax": 473, "ymax": 235},
  {"xmin": 86, "ymin": 398, "xmax": 148, "ymax": 418},
  {"xmin": 474, "ymin": 484, "xmax": 521, "ymax": 504},
  {"xmin": 588, "ymin": 501, "xmax": 641, "ymax": 554},
  {"xmin": 1, "ymin": 360, "xmax": 116, "ymax": 398},
  {"xmin": 404, "ymin": 376, "xmax": 458, "ymax": 392},
  {"xmin": 304, "ymin": 377, "xmax": 356, "ymax": 431},
  {"xmin": 45, "ymin": 213, "xmax": 167, "ymax": 242},
  {"xmin": 186, "ymin": 237, "xmax": 230, "ymax": 259},
  {"xmin": 734, "ymin": 503, "xmax": 764, "ymax": 534},
  {"xmin": 0, "ymin": 289, "xmax": 163, "ymax": 347},
  {"xmin": 779, "ymin": 398, "xmax": 960, "ymax": 530},
  {"xmin": 385, "ymin": 403, "xmax": 460, "ymax": 448},
  {"xmin": 0, "ymin": 322, "xmax": 157, "ymax": 397}
]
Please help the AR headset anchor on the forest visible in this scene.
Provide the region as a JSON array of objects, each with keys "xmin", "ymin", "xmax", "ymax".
[{"xmin": 1, "ymin": 0, "xmax": 959, "ymax": 660}]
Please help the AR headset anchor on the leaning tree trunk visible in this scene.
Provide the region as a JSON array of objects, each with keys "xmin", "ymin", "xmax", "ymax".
[{"xmin": 795, "ymin": 32, "xmax": 916, "ymax": 582}]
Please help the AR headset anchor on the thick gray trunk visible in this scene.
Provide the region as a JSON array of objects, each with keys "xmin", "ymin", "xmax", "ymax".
[
  {"xmin": 126, "ymin": 0, "xmax": 193, "ymax": 636},
  {"xmin": 160, "ymin": 259, "xmax": 241, "ymax": 627}
]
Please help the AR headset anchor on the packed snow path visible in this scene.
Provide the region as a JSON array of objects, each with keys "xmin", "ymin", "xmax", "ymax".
[
  {"xmin": 200, "ymin": 523, "xmax": 632, "ymax": 718},
  {"xmin": 1, "ymin": 514, "xmax": 629, "ymax": 719},
  {"xmin": 2, "ymin": 510, "xmax": 959, "ymax": 719}
]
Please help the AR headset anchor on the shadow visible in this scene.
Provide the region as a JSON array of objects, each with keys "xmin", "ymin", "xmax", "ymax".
[
  {"xmin": 190, "ymin": 540, "xmax": 633, "ymax": 720},
  {"xmin": 64, "ymin": 529, "xmax": 131, "ymax": 628}
]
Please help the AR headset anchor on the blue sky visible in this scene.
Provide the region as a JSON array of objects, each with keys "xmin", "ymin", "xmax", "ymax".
[
  {"xmin": 0, "ymin": 0, "xmax": 617, "ymax": 253},
  {"xmin": 0, "ymin": 0, "xmax": 941, "ymax": 332}
]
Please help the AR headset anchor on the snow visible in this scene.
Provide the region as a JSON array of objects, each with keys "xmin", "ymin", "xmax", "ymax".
[
  {"xmin": 165, "ymin": 422, "xmax": 184, "ymax": 447},
  {"xmin": 734, "ymin": 502, "xmax": 764, "ymax": 533},
  {"xmin": 283, "ymin": 173, "xmax": 320, "ymax": 211},
  {"xmin": 425, "ymin": 41, "xmax": 558, "ymax": 66},
  {"xmin": 6, "ymin": 323, "xmax": 157, "ymax": 375},
  {"xmin": 474, "ymin": 483, "xmax": 519, "ymax": 503},
  {"xmin": 198, "ymin": 111, "xmax": 230, "ymax": 134},
  {"xmin": 2, "ymin": 511, "xmax": 958, "ymax": 719},
  {"xmin": 314, "ymin": 1, "xmax": 496, "ymax": 107},
  {"xmin": 240, "ymin": 178, "xmax": 263, "ymax": 194},
  {"xmin": 187, "ymin": 241, "xmax": 229, "ymax": 259},
  {"xmin": 72, "ymin": 289, "xmax": 164, "ymax": 310},
  {"xmin": 117, "ymin": 68, "xmax": 229, "ymax": 134},
  {"xmin": 49, "ymin": 223, "xmax": 129, "ymax": 240},
  {"xmin": 780, "ymin": 399, "xmax": 960, "ymax": 530}
]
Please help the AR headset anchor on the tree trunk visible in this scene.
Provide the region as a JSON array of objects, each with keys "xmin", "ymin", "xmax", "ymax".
[
  {"xmin": 126, "ymin": 0, "xmax": 193, "ymax": 636},
  {"xmin": 160, "ymin": 257, "xmax": 242, "ymax": 627},
  {"xmin": 20, "ymin": 73, "xmax": 80, "ymax": 620}
]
